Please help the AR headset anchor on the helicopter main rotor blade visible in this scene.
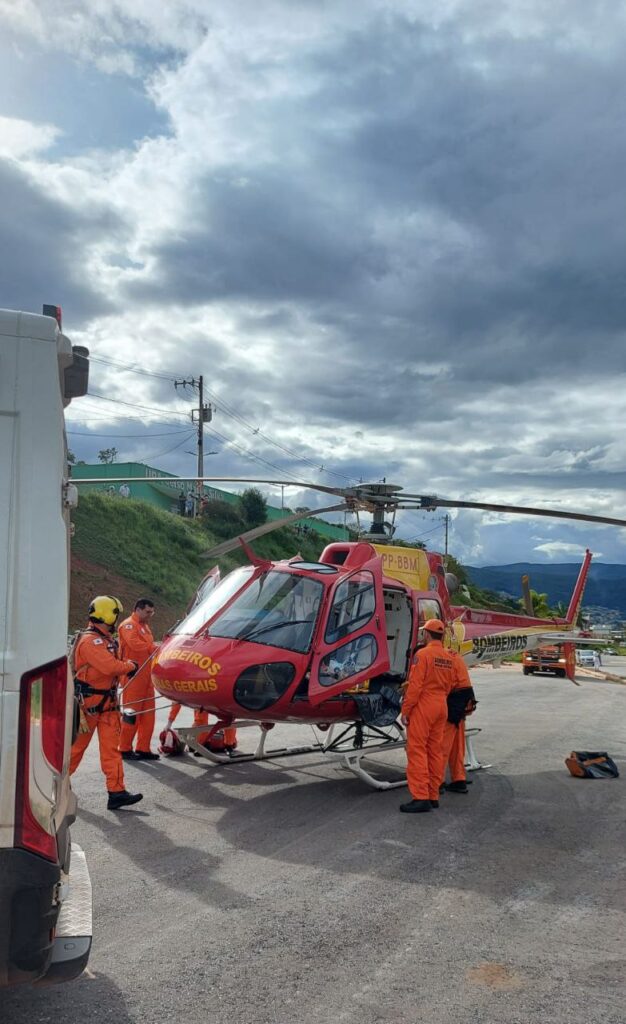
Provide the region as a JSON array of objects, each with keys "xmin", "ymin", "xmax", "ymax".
[
  {"xmin": 203, "ymin": 502, "xmax": 352, "ymax": 559},
  {"xmin": 71, "ymin": 474, "xmax": 347, "ymax": 497},
  {"xmin": 400, "ymin": 496, "xmax": 626, "ymax": 528}
]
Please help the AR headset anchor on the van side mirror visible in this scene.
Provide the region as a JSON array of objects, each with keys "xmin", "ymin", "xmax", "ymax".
[{"xmin": 64, "ymin": 345, "xmax": 90, "ymax": 400}]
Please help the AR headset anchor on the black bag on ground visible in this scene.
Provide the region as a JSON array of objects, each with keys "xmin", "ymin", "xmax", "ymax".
[{"xmin": 565, "ymin": 750, "xmax": 619, "ymax": 779}]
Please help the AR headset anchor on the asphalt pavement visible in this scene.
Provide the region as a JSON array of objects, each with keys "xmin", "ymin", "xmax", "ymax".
[{"xmin": 2, "ymin": 668, "xmax": 625, "ymax": 1024}]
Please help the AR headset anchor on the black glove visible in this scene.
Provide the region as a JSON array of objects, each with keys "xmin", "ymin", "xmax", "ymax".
[{"xmin": 127, "ymin": 661, "xmax": 139, "ymax": 679}]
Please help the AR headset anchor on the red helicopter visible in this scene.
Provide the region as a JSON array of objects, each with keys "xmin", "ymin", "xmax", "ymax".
[{"xmin": 74, "ymin": 476, "xmax": 623, "ymax": 787}]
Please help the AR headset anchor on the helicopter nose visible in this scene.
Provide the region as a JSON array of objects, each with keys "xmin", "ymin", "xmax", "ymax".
[{"xmin": 152, "ymin": 639, "xmax": 223, "ymax": 699}]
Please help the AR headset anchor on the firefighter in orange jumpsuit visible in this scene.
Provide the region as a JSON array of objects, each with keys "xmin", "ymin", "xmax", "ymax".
[
  {"xmin": 399, "ymin": 618, "xmax": 468, "ymax": 813},
  {"xmin": 70, "ymin": 596, "xmax": 143, "ymax": 811},
  {"xmin": 118, "ymin": 598, "xmax": 160, "ymax": 760},
  {"xmin": 164, "ymin": 705, "xmax": 237, "ymax": 753},
  {"xmin": 439, "ymin": 658, "xmax": 473, "ymax": 795}
]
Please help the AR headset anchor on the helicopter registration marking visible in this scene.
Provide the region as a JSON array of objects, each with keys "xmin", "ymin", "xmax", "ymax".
[
  {"xmin": 167, "ymin": 679, "xmax": 218, "ymax": 693},
  {"xmin": 156, "ymin": 649, "xmax": 221, "ymax": 675}
]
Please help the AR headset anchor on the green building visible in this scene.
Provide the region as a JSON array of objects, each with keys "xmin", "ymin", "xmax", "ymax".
[{"xmin": 72, "ymin": 462, "xmax": 349, "ymax": 541}]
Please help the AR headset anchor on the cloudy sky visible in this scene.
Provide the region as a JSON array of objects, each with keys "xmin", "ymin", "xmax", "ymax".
[{"xmin": 3, "ymin": 0, "xmax": 626, "ymax": 566}]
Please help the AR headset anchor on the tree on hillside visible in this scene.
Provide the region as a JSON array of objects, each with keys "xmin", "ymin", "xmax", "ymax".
[
  {"xmin": 239, "ymin": 487, "xmax": 268, "ymax": 527},
  {"xmin": 519, "ymin": 589, "xmax": 553, "ymax": 617},
  {"xmin": 67, "ymin": 450, "xmax": 76, "ymax": 465},
  {"xmin": 201, "ymin": 498, "xmax": 245, "ymax": 536},
  {"xmin": 98, "ymin": 447, "xmax": 118, "ymax": 464}
]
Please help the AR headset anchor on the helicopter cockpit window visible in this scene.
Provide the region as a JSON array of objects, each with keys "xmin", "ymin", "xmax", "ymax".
[
  {"xmin": 318, "ymin": 634, "xmax": 378, "ymax": 687},
  {"xmin": 324, "ymin": 571, "xmax": 376, "ymax": 645},
  {"xmin": 209, "ymin": 571, "xmax": 324, "ymax": 653},
  {"xmin": 172, "ymin": 567, "xmax": 254, "ymax": 635},
  {"xmin": 418, "ymin": 599, "xmax": 442, "ymax": 625},
  {"xmin": 416, "ymin": 598, "xmax": 443, "ymax": 645}
]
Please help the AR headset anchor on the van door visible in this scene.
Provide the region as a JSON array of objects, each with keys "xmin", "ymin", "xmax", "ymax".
[{"xmin": 308, "ymin": 557, "xmax": 390, "ymax": 704}]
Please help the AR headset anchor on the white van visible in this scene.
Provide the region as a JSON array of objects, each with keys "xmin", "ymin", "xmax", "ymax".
[
  {"xmin": 577, "ymin": 649, "xmax": 596, "ymax": 667},
  {"xmin": 0, "ymin": 307, "xmax": 92, "ymax": 986}
]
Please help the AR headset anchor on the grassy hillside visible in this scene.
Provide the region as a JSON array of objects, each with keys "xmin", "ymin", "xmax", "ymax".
[{"xmin": 70, "ymin": 492, "xmax": 325, "ymax": 631}]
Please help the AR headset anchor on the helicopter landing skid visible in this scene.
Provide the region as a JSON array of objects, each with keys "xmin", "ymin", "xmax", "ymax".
[
  {"xmin": 176, "ymin": 722, "xmax": 325, "ymax": 765},
  {"xmin": 175, "ymin": 720, "xmax": 488, "ymax": 791},
  {"xmin": 317, "ymin": 720, "xmax": 408, "ymax": 790}
]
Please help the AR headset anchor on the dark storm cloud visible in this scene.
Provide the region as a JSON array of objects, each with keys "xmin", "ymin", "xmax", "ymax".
[
  {"xmin": 0, "ymin": 160, "xmax": 120, "ymax": 324},
  {"xmin": 131, "ymin": 169, "xmax": 388, "ymax": 305},
  {"xmin": 130, "ymin": 11, "xmax": 626, "ymax": 396}
]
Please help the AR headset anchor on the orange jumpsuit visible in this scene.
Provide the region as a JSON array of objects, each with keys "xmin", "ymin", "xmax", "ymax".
[
  {"xmin": 166, "ymin": 704, "xmax": 237, "ymax": 750},
  {"xmin": 70, "ymin": 625, "xmax": 136, "ymax": 793},
  {"xmin": 167, "ymin": 702, "xmax": 182, "ymax": 726},
  {"xmin": 439, "ymin": 659, "xmax": 472, "ymax": 787},
  {"xmin": 402, "ymin": 640, "xmax": 467, "ymax": 801},
  {"xmin": 193, "ymin": 710, "xmax": 237, "ymax": 751},
  {"xmin": 118, "ymin": 612, "xmax": 159, "ymax": 754}
]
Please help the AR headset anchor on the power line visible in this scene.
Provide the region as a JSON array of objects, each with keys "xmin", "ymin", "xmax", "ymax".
[
  {"xmin": 139, "ymin": 431, "xmax": 197, "ymax": 462},
  {"xmin": 201, "ymin": 381, "xmax": 353, "ymax": 483},
  {"xmin": 86, "ymin": 391, "xmax": 191, "ymax": 422},
  {"xmin": 67, "ymin": 428, "xmax": 192, "ymax": 438},
  {"xmin": 205, "ymin": 425, "xmax": 307, "ymax": 483},
  {"xmin": 89, "ymin": 354, "xmax": 184, "ymax": 383},
  {"xmin": 89, "ymin": 354, "xmax": 354, "ymax": 484}
]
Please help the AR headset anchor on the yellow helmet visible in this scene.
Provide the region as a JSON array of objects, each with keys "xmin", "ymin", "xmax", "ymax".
[{"xmin": 88, "ymin": 595, "xmax": 123, "ymax": 626}]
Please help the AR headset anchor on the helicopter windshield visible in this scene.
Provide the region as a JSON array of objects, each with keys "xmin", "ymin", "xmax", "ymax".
[
  {"xmin": 172, "ymin": 567, "xmax": 254, "ymax": 635},
  {"xmin": 209, "ymin": 570, "xmax": 324, "ymax": 653}
]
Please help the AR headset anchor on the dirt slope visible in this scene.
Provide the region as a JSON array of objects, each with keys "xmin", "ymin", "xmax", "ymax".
[{"xmin": 70, "ymin": 555, "xmax": 183, "ymax": 636}]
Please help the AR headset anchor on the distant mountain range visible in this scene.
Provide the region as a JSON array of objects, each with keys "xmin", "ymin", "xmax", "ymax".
[{"xmin": 466, "ymin": 562, "xmax": 626, "ymax": 618}]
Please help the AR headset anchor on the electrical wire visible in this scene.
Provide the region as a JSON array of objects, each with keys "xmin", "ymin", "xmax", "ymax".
[
  {"xmin": 139, "ymin": 431, "xmax": 198, "ymax": 462},
  {"xmin": 86, "ymin": 391, "xmax": 192, "ymax": 423},
  {"xmin": 89, "ymin": 355, "xmax": 354, "ymax": 484},
  {"xmin": 201, "ymin": 381, "xmax": 353, "ymax": 483},
  {"xmin": 89, "ymin": 354, "xmax": 184, "ymax": 383},
  {"xmin": 204, "ymin": 425, "xmax": 309, "ymax": 483},
  {"xmin": 67, "ymin": 428, "xmax": 193, "ymax": 438}
]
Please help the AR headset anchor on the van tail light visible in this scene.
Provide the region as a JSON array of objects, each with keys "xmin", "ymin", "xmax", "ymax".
[{"xmin": 15, "ymin": 657, "xmax": 68, "ymax": 862}]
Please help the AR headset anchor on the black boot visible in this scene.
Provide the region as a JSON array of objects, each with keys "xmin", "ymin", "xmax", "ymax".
[
  {"xmin": 107, "ymin": 790, "xmax": 143, "ymax": 810},
  {"xmin": 399, "ymin": 799, "xmax": 431, "ymax": 813},
  {"xmin": 135, "ymin": 750, "xmax": 160, "ymax": 760},
  {"xmin": 121, "ymin": 750, "xmax": 140, "ymax": 760},
  {"xmin": 446, "ymin": 780, "xmax": 468, "ymax": 793},
  {"xmin": 430, "ymin": 800, "xmax": 440, "ymax": 808}
]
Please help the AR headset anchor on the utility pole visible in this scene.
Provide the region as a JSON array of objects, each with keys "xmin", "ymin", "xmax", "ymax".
[
  {"xmin": 174, "ymin": 376, "xmax": 212, "ymax": 515},
  {"xmin": 444, "ymin": 513, "xmax": 449, "ymax": 559},
  {"xmin": 197, "ymin": 375, "xmax": 204, "ymax": 486}
]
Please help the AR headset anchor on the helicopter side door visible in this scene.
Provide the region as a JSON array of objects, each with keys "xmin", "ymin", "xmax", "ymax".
[{"xmin": 308, "ymin": 557, "xmax": 390, "ymax": 704}]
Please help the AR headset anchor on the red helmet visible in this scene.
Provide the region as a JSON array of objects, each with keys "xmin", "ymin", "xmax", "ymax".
[
  {"xmin": 424, "ymin": 618, "xmax": 445, "ymax": 635},
  {"xmin": 158, "ymin": 727, "xmax": 184, "ymax": 756}
]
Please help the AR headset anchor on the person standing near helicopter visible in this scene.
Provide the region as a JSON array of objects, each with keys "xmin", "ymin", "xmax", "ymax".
[
  {"xmin": 118, "ymin": 598, "xmax": 160, "ymax": 760},
  {"xmin": 399, "ymin": 618, "xmax": 468, "ymax": 814},
  {"xmin": 70, "ymin": 596, "xmax": 143, "ymax": 810},
  {"xmin": 439, "ymin": 659, "xmax": 476, "ymax": 795}
]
